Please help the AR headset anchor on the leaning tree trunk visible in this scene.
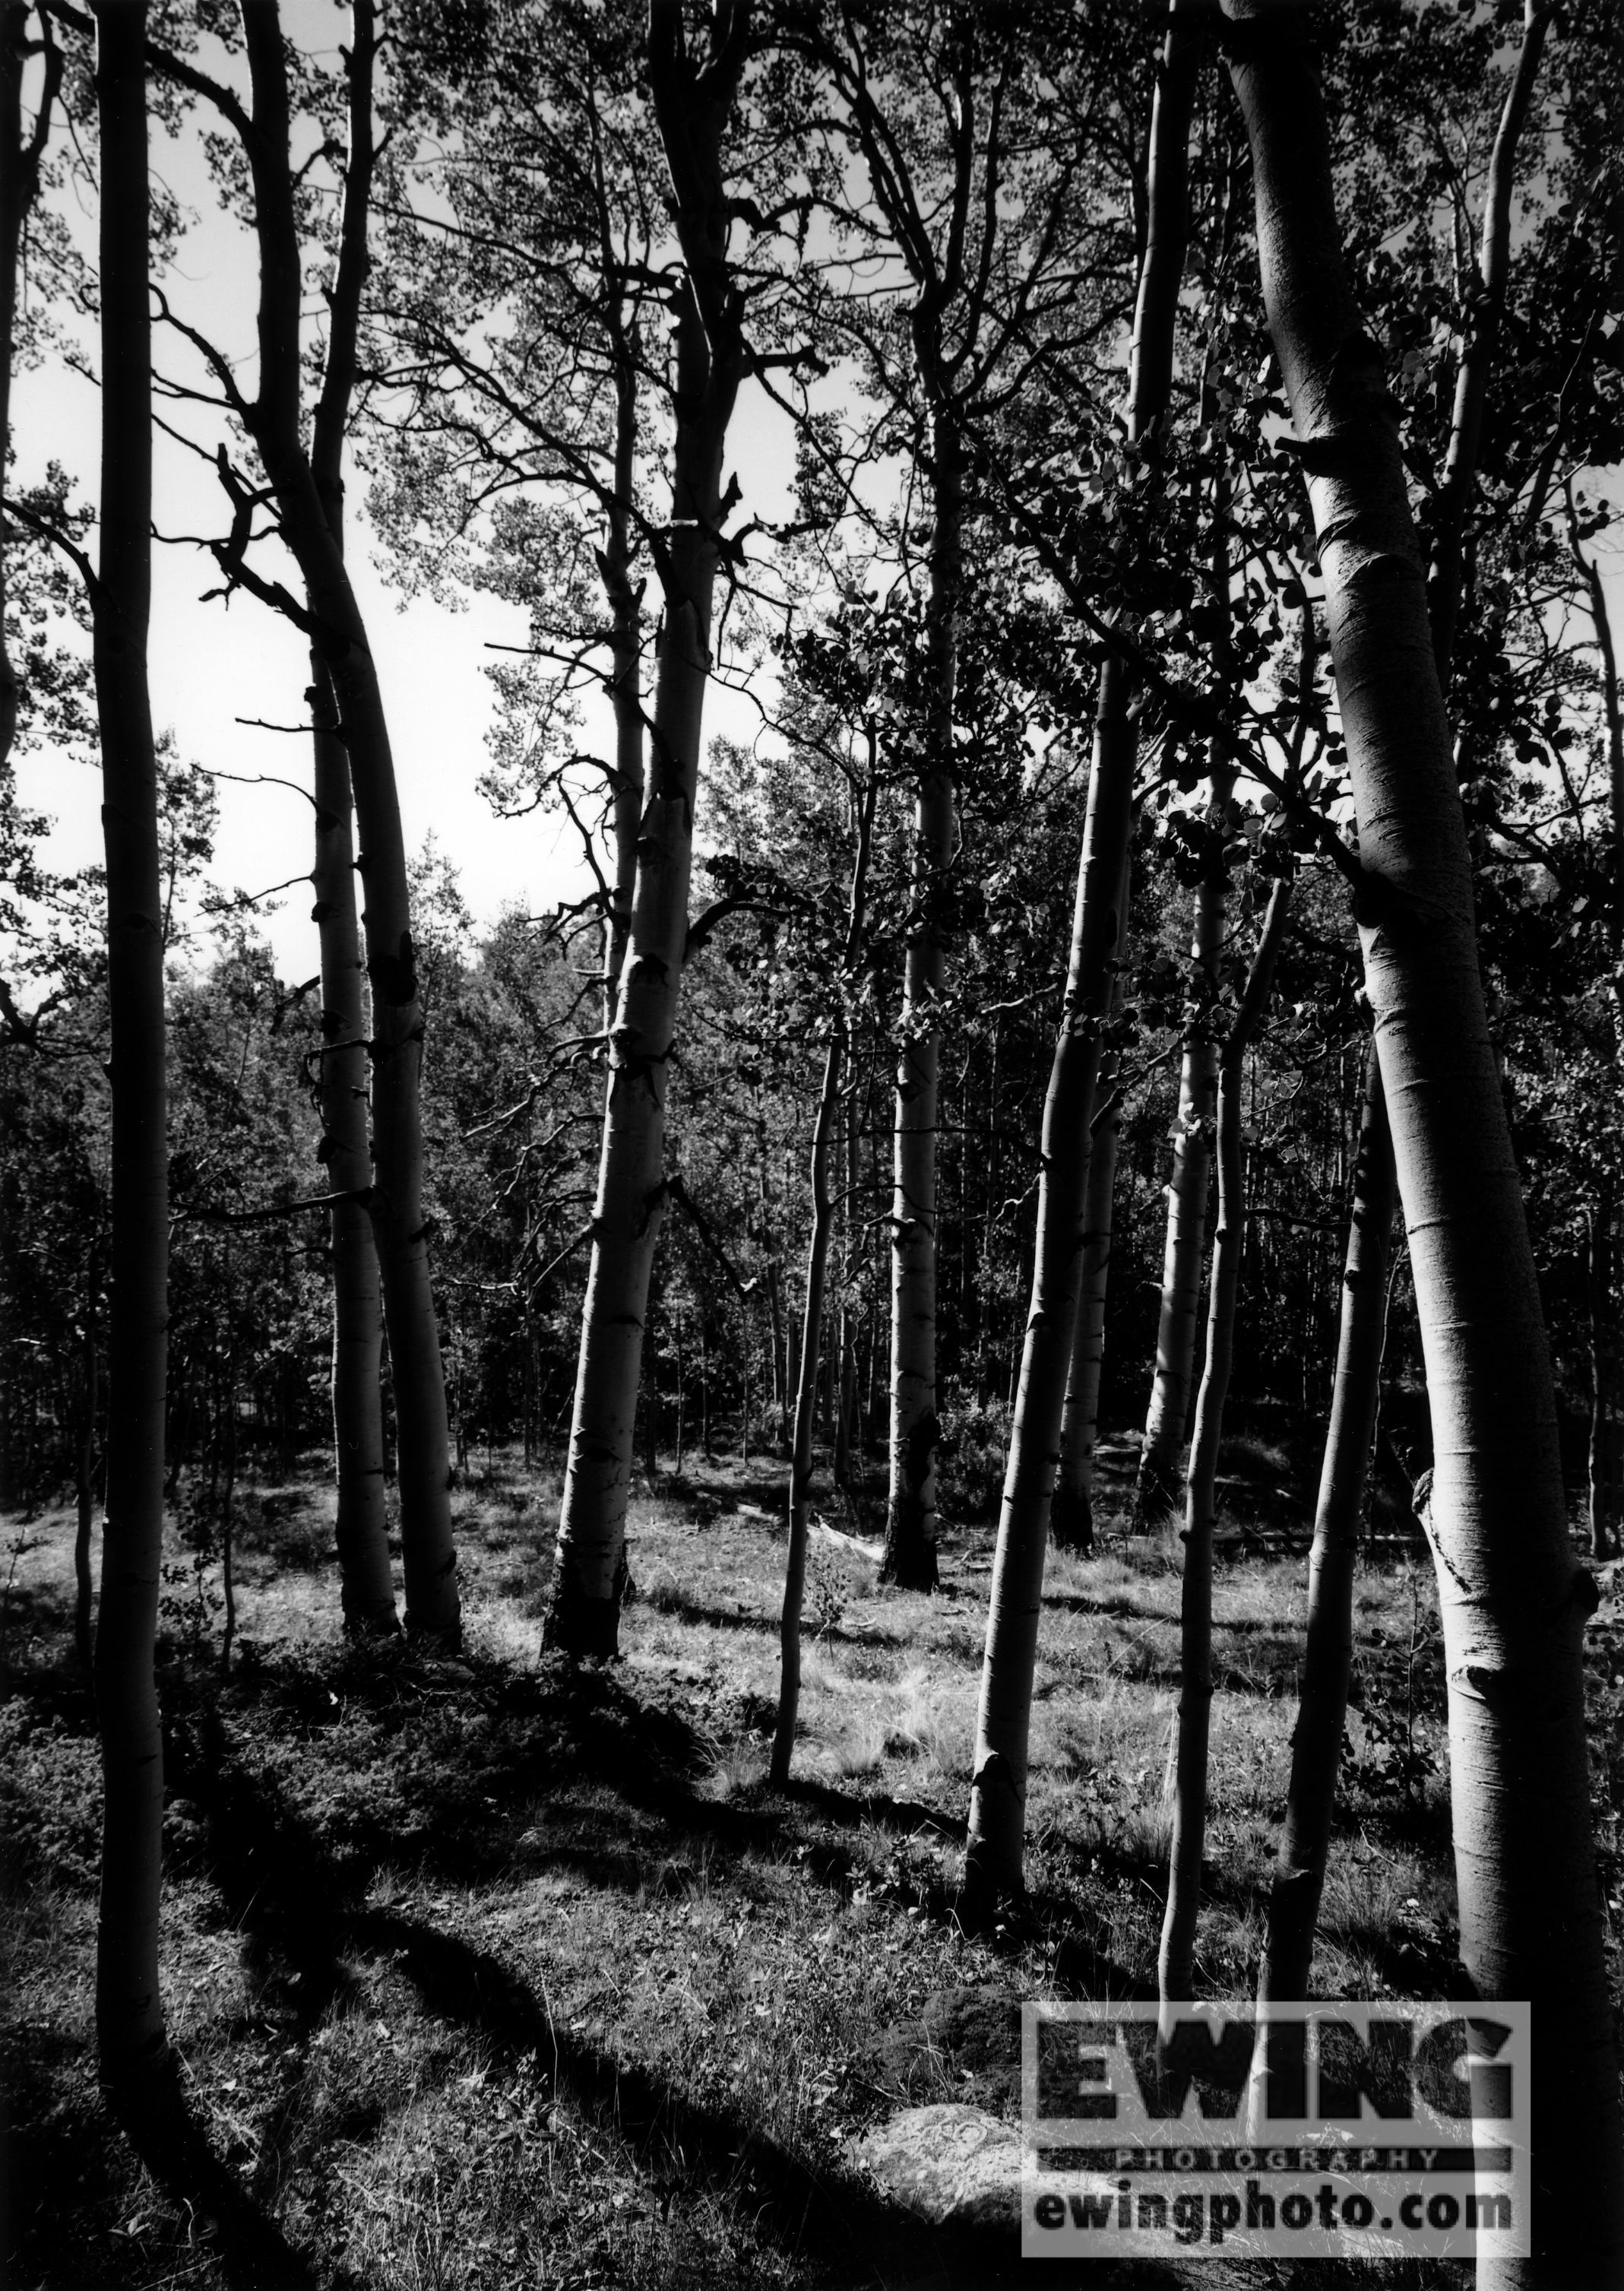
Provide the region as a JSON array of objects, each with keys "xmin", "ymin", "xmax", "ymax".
[
  {"xmin": 90, "ymin": 0, "xmax": 169, "ymax": 2111},
  {"xmin": 544, "ymin": 0, "xmax": 749, "ymax": 1656},
  {"xmin": 1159, "ymin": 873, "xmax": 1292, "ymax": 2005},
  {"xmin": 1135, "ymin": 770, "xmax": 1232, "ymax": 1519},
  {"xmin": 1254, "ymin": 0, "xmax": 1549, "ymax": 2015},
  {"xmin": 1227, "ymin": 5, "xmax": 1624, "ymax": 2279},
  {"xmin": 1255, "ymin": 1041, "xmax": 1396, "ymax": 2015},
  {"xmin": 303, "ymin": 0, "xmax": 394, "ymax": 1634},
  {"xmin": 881, "ymin": 410, "xmax": 962, "ymax": 1592},
  {"xmin": 235, "ymin": 0, "xmax": 457, "ymax": 1640},
  {"xmin": 1052, "ymin": 843, "xmax": 1133, "ymax": 1551},
  {"xmin": 961, "ymin": 0, "xmax": 1201, "ymax": 1911}
]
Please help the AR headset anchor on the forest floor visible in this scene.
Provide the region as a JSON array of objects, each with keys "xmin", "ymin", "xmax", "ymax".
[{"xmin": 5, "ymin": 1445, "xmax": 1622, "ymax": 2290}]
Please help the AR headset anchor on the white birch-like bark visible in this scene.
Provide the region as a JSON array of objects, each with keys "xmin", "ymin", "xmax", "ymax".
[
  {"xmin": 309, "ymin": 1, "xmax": 393, "ymax": 1634},
  {"xmin": 961, "ymin": 0, "xmax": 1201, "ymax": 1907},
  {"xmin": 1052, "ymin": 844, "xmax": 1133, "ymax": 1550},
  {"xmin": 544, "ymin": 1, "xmax": 749, "ymax": 1655},
  {"xmin": 882, "ymin": 412, "xmax": 961, "ymax": 1589},
  {"xmin": 227, "ymin": 0, "xmax": 459, "ymax": 1640},
  {"xmin": 1226, "ymin": 6, "xmax": 1623, "ymax": 2277},
  {"xmin": 1255, "ymin": 1043, "xmax": 1396, "ymax": 2014},
  {"xmin": 1135, "ymin": 773, "xmax": 1231, "ymax": 1515},
  {"xmin": 1159, "ymin": 873, "xmax": 1292, "ymax": 2004}
]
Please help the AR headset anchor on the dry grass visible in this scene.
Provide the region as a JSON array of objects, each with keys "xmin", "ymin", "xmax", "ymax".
[{"xmin": 3, "ymin": 1446, "xmax": 1620, "ymax": 2289}]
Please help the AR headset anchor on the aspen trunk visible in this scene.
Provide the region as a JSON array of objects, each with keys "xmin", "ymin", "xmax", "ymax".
[
  {"xmin": 881, "ymin": 411, "xmax": 961, "ymax": 1591},
  {"xmin": 1426, "ymin": 0, "xmax": 1552, "ymax": 682},
  {"xmin": 236, "ymin": 0, "xmax": 457, "ymax": 1640},
  {"xmin": 1588, "ymin": 1184, "xmax": 1617, "ymax": 1562},
  {"xmin": 961, "ymin": 0, "xmax": 1200, "ymax": 1907},
  {"xmin": 1135, "ymin": 777, "xmax": 1230, "ymax": 1516},
  {"xmin": 1052, "ymin": 845, "xmax": 1133, "ymax": 1551},
  {"xmin": 74, "ymin": 1256, "xmax": 97, "ymax": 1681},
  {"xmin": 544, "ymin": 2, "xmax": 748, "ymax": 1655},
  {"xmin": 305, "ymin": 2, "xmax": 394, "ymax": 1635},
  {"xmin": 1255, "ymin": 0, "xmax": 1548, "ymax": 2020},
  {"xmin": 774, "ymin": 778, "xmax": 874, "ymax": 1779},
  {"xmin": 1256, "ymin": 1043, "xmax": 1396, "ymax": 2012},
  {"xmin": 1227, "ymin": 7, "xmax": 1624, "ymax": 2276},
  {"xmin": 1159, "ymin": 874, "xmax": 1292, "ymax": 2004},
  {"xmin": 90, "ymin": 0, "xmax": 169, "ymax": 2106},
  {"xmin": 771, "ymin": 1034, "xmax": 841, "ymax": 1784},
  {"xmin": 312, "ymin": 657, "xmax": 394, "ymax": 1633}
]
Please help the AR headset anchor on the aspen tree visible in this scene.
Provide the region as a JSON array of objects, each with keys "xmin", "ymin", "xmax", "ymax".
[
  {"xmin": 961, "ymin": 0, "xmax": 1201, "ymax": 1908},
  {"xmin": 773, "ymin": 770, "xmax": 876, "ymax": 1780},
  {"xmin": 154, "ymin": 1, "xmax": 461, "ymax": 1637},
  {"xmin": 1258, "ymin": 0, "xmax": 1551, "ymax": 2010},
  {"xmin": 88, "ymin": 0, "xmax": 169, "ymax": 2107},
  {"xmin": 1226, "ymin": 4, "xmax": 1624, "ymax": 2277},
  {"xmin": 1135, "ymin": 769, "xmax": 1230, "ymax": 1518},
  {"xmin": 1050, "ymin": 844, "xmax": 1132, "ymax": 1551},
  {"xmin": 1255, "ymin": 1041, "xmax": 1396, "ymax": 2010},
  {"xmin": 309, "ymin": 1, "xmax": 394, "ymax": 1635},
  {"xmin": 1159, "ymin": 870, "xmax": 1291, "ymax": 2004},
  {"xmin": 544, "ymin": 0, "xmax": 750, "ymax": 1656}
]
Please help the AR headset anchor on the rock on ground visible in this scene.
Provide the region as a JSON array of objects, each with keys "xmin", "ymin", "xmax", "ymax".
[{"xmin": 854, "ymin": 2102, "xmax": 1021, "ymax": 2232}]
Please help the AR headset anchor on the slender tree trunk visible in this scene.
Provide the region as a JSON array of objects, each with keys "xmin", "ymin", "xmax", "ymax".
[
  {"xmin": 1159, "ymin": 873, "xmax": 1292, "ymax": 2004},
  {"xmin": 90, "ymin": 0, "xmax": 169, "ymax": 2109},
  {"xmin": 1227, "ymin": 8, "xmax": 1624, "ymax": 2277},
  {"xmin": 1135, "ymin": 775, "xmax": 1231, "ymax": 1517},
  {"xmin": 74, "ymin": 1252, "xmax": 97, "ymax": 1681},
  {"xmin": 881, "ymin": 413, "xmax": 962, "ymax": 1592},
  {"xmin": 774, "ymin": 778, "xmax": 875, "ymax": 1778},
  {"xmin": 1053, "ymin": 844, "xmax": 1132, "ymax": 1551},
  {"xmin": 1253, "ymin": 0, "xmax": 1547, "ymax": 2017},
  {"xmin": 1426, "ymin": 1, "xmax": 1552, "ymax": 683},
  {"xmin": 773, "ymin": 1035, "xmax": 841, "ymax": 1782},
  {"xmin": 1588, "ymin": 1182, "xmax": 1616, "ymax": 1562},
  {"xmin": 545, "ymin": 7, "xmax": 747, "ymax": 1653},
  {"xmin": 300, "ymin": 4, "xmax": 394, "ymax": 1634},
  {"xmin": 961, "ymin": 0, "xmax": 1200, "ymax": 1908},
  {"xmin": 312, "ymin": 662, "xmax": 395, "ymax": 1633},
  {"xmin": 1255, "ymin": 1041, "xmax": 1396, "ymax": 2014},
  {"xmin": 229, "ymin": 0, "xmax": 457, "ymax": 1640}
]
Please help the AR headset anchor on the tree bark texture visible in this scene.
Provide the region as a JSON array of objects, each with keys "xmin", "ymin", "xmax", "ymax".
[
  {"xmin": 0, "ymin": 2, "xmax": 58, "ymax": 768},
  {"xmin": 90, "ymin": 0, "xmax": 169, "ymax": 2105},
  {"xmin": 544, "ymin": 0, "xmax": 748, "ymax": 1656},
  {"xmin": 1052, "ymin": 844, "xmax": 1133, "ymax": 1551},
  {"xmin": 1159, "ymin": 874, "xmax": 1292, "ymax": 2005},
  {"xmin": 882, "ymin": 411, "xmax": 961, "ymax": 1591},
  {"xmin": 960, "ymin": 0, "xmax": 1201, "ymax": 1906},
  {"xmin": 1254, "ymin": 2, "xmax": 1548, "ymax": 2018},
  {"xmin": 1135, "ymin": 778, "xmax": 1230, "ymax": 1517},
  {"xmin": 773, "ymin": 776, "xmax": 875, "ymax": 1779},
  {"xmin": 299, "ymin": 0, "xmax": 396, "ymax": 1635},
  {"xmin": 1227, "ymin": 5, "xmax": 1624, "ymax": 2277},
  {"xmin": 1588, "ymin": 1182, "xmax": 1617, "ymax": 1563},
  {"xmin": 1426, "ymin": 1, "xmax": 1552, "ymax": 686},
  {"xmin": 233, "ymin": 0, "xmax": 457, "ymax": 1639},
  {"xmin": 1257, "ymin": 1041, "xmax": 1396, "ymax": 2009}
]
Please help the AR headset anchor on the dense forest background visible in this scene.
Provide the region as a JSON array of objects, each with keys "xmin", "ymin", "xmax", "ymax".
[{"xmin": 5, "ymin": 1, "xmax": 1624, "ymax": 2285}]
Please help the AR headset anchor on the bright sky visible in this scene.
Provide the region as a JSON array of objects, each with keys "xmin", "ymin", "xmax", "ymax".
[
  {"xmin": 13, "ymin": 0, "xmax": 795, "ymax": 984},
  {"xmin": 11, "ymin": 4, "xmax": 1622, "ymax": 992}
]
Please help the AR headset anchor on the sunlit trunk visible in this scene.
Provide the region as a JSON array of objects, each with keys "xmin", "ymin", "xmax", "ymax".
[
  {"xmin": 1227, "ymin": 5, "xmax": 1624, "ymax": 2276},
  {"xmin": 961, "ymin": 0, "xmax": 1201, "ymax": 1909},
  {"xmin": 1160, "ymin": 875, "xmax": 1291, "ymax": 2004}
]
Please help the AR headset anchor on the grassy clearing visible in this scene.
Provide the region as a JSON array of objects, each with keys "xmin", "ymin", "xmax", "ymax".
[{"xmin": 4, "ymin": 1446, "xmax": 1622, "ymax": 2288}]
